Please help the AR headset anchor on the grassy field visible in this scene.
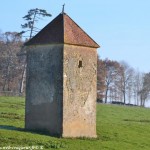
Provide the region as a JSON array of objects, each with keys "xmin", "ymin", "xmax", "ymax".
[{"xmin": 0, "ymin": 97, "xmax": 150, "ymax": 150}]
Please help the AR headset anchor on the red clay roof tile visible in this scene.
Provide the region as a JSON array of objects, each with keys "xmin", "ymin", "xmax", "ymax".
[{"xmin": 25, "ymin": 13, "xmax": 100, "ymax": 48}]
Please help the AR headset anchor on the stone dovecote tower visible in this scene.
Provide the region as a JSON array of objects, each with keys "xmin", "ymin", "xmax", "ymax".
[{"xmin": 25, "ymin": 12, "xmax": 100, "ymax": 138}]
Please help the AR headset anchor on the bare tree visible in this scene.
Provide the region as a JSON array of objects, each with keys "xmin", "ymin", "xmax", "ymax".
[
  {"xmin": 97, "ymin": 56, "xmax": 106, "ymax": 102},
  {"xmin": 103, "ymin": 59, "xmax": 121, "ymax": 103},
  {"xmin": 0, "ymin": 32, "xmax": 23, "ymax": 93},
  {"xmin": 138, "ymin": 73, "xmax": 150, "ymax": 107},
  {"xmin": 119, "ymin": 61, "xmax": 134, "ymax": 104},
  {"xmin": 132, "ymin": 70, "xmax": 144, "ymax": 106}
]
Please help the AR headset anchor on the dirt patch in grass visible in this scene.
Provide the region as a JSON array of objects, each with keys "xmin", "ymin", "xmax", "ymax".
[
  {"xmin": 123, "ymin": 119, "xmax": 150, "ymax": 123},
  {"xmin": 0, "ymin": 112, "xmax": 23, "ymax": 120}
]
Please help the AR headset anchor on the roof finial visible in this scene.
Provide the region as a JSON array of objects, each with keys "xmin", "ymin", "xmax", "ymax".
[{"xmin": 62, "ymin": 3, "xmax": 65, "ymax": 14}]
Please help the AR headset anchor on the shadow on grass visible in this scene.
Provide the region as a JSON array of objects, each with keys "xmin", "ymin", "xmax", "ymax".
[
  {"xmin": 0, "ymin": 125, "xmax": 61, "ymax": 138},
  {"xmin": 0, "ymin": 125, "xmax": 24, "ymax": 131},
  {"xmin": 0, "ymin": 125, "xmax": 68, "ymax": 149},
  {"xmin": 0, "ymin": 125, "xmax": 99, "ymax": 140}
]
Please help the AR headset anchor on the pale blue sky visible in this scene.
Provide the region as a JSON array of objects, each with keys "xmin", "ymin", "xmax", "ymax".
[{"xmin": 0, "ymin": 0, "xmax": 150, "ymax": 72}]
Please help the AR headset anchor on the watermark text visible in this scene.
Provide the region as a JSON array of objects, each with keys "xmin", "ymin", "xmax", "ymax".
[{"xmin": 0, "ymin": 145, "xmax": 44, "ymax": 150}]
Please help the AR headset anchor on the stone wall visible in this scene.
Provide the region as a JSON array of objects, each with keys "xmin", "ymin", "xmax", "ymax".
[
  {"xmin": 25, "ymin": 44, "xmax": 63, "ymax": 136},
  {"xmin": 25, "ymin": 44, "xmax": 97, "ymax": 137},
  {"xmin": 63, "ymin": 44, "xmax": 97, "ymax": 137}
]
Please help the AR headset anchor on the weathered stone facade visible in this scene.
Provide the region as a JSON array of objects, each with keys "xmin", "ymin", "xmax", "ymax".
[
  {"xmin": 25, "ymin": 12, "xmax": 99, "ymax": 137},
  {"xmin": 25, "ymin": 45, "xmax": 63, "ymax": 136},
  {"xmin": 63, "ymin": 45, "xmax": 97, "ymax": 137}
]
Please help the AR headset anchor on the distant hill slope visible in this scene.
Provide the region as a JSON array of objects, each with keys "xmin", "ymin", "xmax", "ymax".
[{"xmin": 0, "ymin": 97, "xmax": 150, "ymax": 150}]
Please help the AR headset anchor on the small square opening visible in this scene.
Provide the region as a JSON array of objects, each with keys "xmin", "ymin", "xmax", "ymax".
[{"xmin": 78, "ymin": 60, "xmax": 82, "ymax": 68}]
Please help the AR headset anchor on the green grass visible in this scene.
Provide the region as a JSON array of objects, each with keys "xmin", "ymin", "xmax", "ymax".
[{"xmin": 0, "ymin": 97, "xmax": 150, "ymax": 150}]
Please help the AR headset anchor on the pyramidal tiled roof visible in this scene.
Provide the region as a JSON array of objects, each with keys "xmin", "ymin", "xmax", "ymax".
[{"xmin": 25, "ymin": 13, "xmax": 100, "ymax": 48}]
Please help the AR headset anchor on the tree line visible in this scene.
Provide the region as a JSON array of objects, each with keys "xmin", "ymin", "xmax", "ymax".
[
  {"xmin": 0, "ymin": 31, "xmax": 150, "ymax": 107},
  {"xmin": 0, "ymin": 32, "xmax": 25, "ymax": 95},
  {"xmin": 97, "ymin": 57, "xmax": 150, "ymax": 107}
]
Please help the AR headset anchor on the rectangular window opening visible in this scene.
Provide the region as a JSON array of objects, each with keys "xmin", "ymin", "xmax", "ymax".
[{"xmin": 78, "ymin": 60, "xmax": 82, "ymax": 68}]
